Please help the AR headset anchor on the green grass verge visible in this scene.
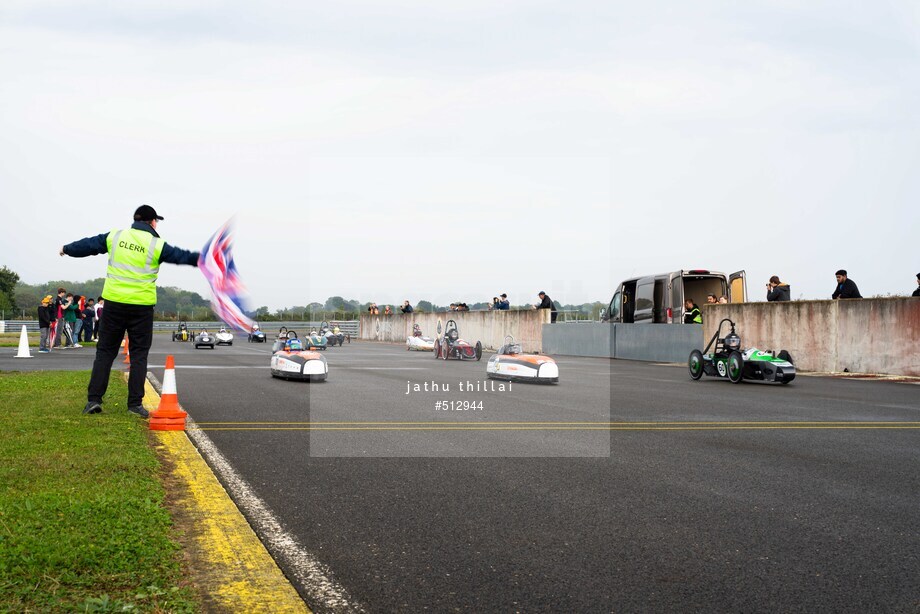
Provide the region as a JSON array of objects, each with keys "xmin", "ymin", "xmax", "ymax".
[
  {"xmin": 0, "ymin": 333, "xmax": 97, "ymax": 348},
  {"xmin": 0, "ymin": 371, "xmax": 198, "ymax": 612}
]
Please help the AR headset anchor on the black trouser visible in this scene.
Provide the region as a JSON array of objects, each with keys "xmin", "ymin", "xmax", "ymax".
[
  {"xmin": 87, "ymin": 300, "xmax": 154, "ymax": 407},
  {"xmin": 81, "ymin": 319, "xmax": 94, "ymax": 342}
]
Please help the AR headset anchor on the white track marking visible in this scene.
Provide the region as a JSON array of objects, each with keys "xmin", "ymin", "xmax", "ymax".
[{"xmin": 148, "ymin": 373, "xmax": 365, "ymax": 613}]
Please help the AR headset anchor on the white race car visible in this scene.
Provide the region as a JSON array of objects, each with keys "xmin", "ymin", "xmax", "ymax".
[
  {"xmin": 270, "ymin": 331, "xmax": 328, "ymax": 382},
  {"xmin": 486, "ymin": 335, "xmax": 559, "ymax": 383},
  {"xmin": 194, "ymin": 330, "xmax": 215, "ymax": 350},
  {"xmin": 407, "ymin": 323, "xmax": 435, "ymax": 351},
  {"xmin": 215, "ymin": 327, "xmax": 234, "ymax": 346}
]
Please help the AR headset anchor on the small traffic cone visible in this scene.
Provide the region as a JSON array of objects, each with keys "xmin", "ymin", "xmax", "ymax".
[
  {"xmin": 14, "ymin": 325, "xmax": 32, "ymax": 359},
  {"xmin": 123, "ymin": 337, "xmax": 130, "ymax": 364},
  {"xmin": 150, "ymin": 355, "xmax": 188, "ymax": 431}
]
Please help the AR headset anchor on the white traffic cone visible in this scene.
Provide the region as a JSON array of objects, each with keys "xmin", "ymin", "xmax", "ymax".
[{"xmin": 14, "ymin": 325, "xmax": 32, "ymax": 358}]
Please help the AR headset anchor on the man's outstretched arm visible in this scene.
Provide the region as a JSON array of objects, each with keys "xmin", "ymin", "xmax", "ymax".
[
  {"xmin": 160, "ymin": 243, "xmax": 200, "ymax": 266},
  {"xmin": 60, "ymin": 233, "xmax": 109, "ymax": 257}
]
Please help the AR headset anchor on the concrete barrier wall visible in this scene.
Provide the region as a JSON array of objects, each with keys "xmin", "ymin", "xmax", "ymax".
[
  {"xmin": 703, "ymin": 298, "xmax": 920, "ymax": 376},
  {"xmin": 542, "ymin": 323, "xmax": 614, "ymax": 358},
  {"xmin": 359, "ymin": 310, "xmax": 551, "ymax": 352},
  {"xmin": 543, "ymin": 322, "xmax": 701, "ymax": 362},
  {"xmin": 613, "ymin": 324, "xmax": 702, "ymax": 363}
]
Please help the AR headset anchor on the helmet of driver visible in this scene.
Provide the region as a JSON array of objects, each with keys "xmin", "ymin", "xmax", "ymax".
[
  {"xmin": 723, "ymin": 332, "xmax": 741, "ymax": 352},
  {"xmin": 286, "ymin": 338, "xmax": 303, "ymax": 351}
]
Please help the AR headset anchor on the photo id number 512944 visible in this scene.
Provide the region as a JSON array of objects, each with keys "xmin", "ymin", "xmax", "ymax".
[{"xmin": 435, "ymin": 400, "xmax": 483, "ymax": 411}]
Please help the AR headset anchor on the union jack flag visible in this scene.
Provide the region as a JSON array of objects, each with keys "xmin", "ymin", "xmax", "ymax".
[{"xmin": 199, "ymin": 219, "xmax": 257, "ymax": 332}]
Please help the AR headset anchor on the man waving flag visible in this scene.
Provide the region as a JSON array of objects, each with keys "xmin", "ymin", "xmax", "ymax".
[{"xmin": 199, "ymin": 219, "xmax": 257, "ymax": 332}]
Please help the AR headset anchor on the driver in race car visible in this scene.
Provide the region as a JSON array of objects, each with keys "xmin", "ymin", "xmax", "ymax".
[{"xmin": 285, "ymin": 338, "xmax": 303, "ymax": 352}]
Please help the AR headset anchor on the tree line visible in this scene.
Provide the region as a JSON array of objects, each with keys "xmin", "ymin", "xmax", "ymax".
[{"xmin": 0, "ymin": 267, "xmax": 605, "ymax": 322}]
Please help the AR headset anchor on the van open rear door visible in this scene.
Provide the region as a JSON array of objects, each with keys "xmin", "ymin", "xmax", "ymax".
[{"xmin": 729, "ymin": 270, "xmax": 747, "ymax": 303}]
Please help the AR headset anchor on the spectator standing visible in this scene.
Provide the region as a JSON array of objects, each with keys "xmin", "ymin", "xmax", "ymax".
[
  {"xmin": 498, "ymin": 293, "xmax": 510, "ymax": 310},
  {"xmin": 93, "ymin": 298, "xmax": 104, "ymax": 340},
  {"xmin": 683, "ymin": 298, "xmax": 702, "ymax": 324},
  {"xmin": 81, "ymin": 298, "xmax": 96, "ymax": 342},
  {"xmin": 400, "ymin": 300, "xmax": 414, "ymax": 314},
  {"xmin": 62, "ymin": 293, "xmax": 80, "ymax": 348},
  {"xmin": 71, "ymin": 295, "xmax": 85, "ymax": 343},
  {"xmin": 536, "ymin": 291, "xmax": 558, "ymax": 323},
  {"xmin": 384, "ymin": 305, "xmax": 392, "ymax": 315},
  {"xmin": 60, "ymin": 204, "xmax": 199, "ymax": 417},
  {"xmin": 490, "ymin": 297, "xmax": 499, "ymax": 311},
  {"xmin": 832, "ymin": 270, "xmax": 862, "ymax": 299},
  {"xmin": 706, "ymin": 294, "xmax": 718, "ymax": 304},
  {"xmin": 766, "ymin": 276, "xmax": 791, "ymax": 302},
  {"xmin": 718, "ymin": 296, "xmax": 728, "ymax": 304},
  {"xmin": 51, "ymin": 288, "xmax": 66, "ymax": 348},
  {"xmin": 913, "ymin": 273, "xmax": 920, "ymax": 297},
  {"xmin": 38, "ymin": 295, "xmax": 54, "ymax": 353}
]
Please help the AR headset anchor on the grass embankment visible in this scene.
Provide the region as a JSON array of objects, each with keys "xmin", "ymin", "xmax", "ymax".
[{"xmin": 0, "ymin": 371, "xmax": 197, "ymax": 612}]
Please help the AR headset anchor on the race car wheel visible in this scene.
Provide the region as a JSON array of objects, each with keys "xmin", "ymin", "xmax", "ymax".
[
  {"xmin": 688, "ymin": 350, "xmax": 704, "ymax": 380},
  {"xmin": 433, "ymin": 341, "xmax": 440, "ymax": 359},
  {"xmin": 778, "ymin": 350, "xmax": 793, "ymax": 365},
  {"xmin": 440, "ymin": 339, "xmax": 449, "ymax": 360},
  {"xmin": 475, "ymin": 341, "xmax": 482, "ymax": 361},
  {"xmin": 727, "ymin": 351, "xmax": 744, "ymax": 384}
]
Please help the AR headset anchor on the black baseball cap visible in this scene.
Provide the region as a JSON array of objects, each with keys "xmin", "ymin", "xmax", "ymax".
[
  {"xmin": 134, "ymin": 205, "xmax": 164, "ymax": 222},
  {"xmin": 835, "ymin": 269, "xmax": 847, "ymax": 276}
]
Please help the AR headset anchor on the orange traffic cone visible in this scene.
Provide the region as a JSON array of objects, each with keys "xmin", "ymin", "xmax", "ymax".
[
  {"xmin": 150, "ymin": 355, "xmax": 188, "ymax": 431},
  {"xmin": 123, "ymin": 337, "xmax": 130, "ymax": 364}
]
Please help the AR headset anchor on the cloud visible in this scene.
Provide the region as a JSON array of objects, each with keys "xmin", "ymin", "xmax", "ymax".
[{"xmin": 1, "ymin": 2, "xmax": 918, "ymax": 305}]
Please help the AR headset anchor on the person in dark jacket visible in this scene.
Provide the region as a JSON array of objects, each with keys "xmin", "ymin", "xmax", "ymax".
[
  {"xmin": 536, "ymin": 291, "xmax": 558, "ymax": 323},
  {"xmin": 38, "ymin": 295, "xmax": 54, "ymax": 353},
  {"xmin": 913, "ymin": 273, "xmax": 920, "ymax": 297},
  {"xmin": 497, "ymin": 293, "xmax": 510, "ymax": 310},
  {"xmin": 832, "ymin": 270, "xmax": 862, "ymax": 299},
  {"xmin": 766, "ymin": 276, "xmax": 791, "ymax": 302},
  {"xmin": 400, "ymin": 300, "xmax": 414, "ymax": 314},
  {"xmin": 81, "ymin": 298, "xmax": 96, "ymax": 342},
  {"xmin": 60, "ymin": 205, "xmax": 199, "ymax": 417}
]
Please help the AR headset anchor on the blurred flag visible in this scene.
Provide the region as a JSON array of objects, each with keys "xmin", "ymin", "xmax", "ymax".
[{"xmin": 199, "ymin": 219, "xmax": 257, "ymax": 332}]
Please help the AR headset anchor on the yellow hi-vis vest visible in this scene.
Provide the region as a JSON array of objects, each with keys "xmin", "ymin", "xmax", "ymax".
[{"xmin": 103, "ymin": 228, "xmax": 164, "ymax": 305}]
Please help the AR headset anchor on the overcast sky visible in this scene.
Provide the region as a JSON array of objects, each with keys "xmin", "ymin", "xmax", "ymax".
[{"xmin": 1, "ymin": 1, "xmax": 918, "ymax": 309}]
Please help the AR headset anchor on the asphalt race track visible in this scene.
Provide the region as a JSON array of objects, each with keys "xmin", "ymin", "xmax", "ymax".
[{"xmin": 4, "ymin": 335, "xmax": 920, "ymax": 612}]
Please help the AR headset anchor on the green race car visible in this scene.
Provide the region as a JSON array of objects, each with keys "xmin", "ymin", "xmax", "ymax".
[{"xmin": 689, "ymin": 318, "xmax": 795, "ymax": 384}]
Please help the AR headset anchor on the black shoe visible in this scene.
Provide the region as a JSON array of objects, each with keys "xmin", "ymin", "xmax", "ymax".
[
  {"xmin": 127, "ymin": 405, "xmax": 150, "ymax": 418},
  {"xmin": 82, "ymin": 402, "xmax": 102, "ymax": 415}
]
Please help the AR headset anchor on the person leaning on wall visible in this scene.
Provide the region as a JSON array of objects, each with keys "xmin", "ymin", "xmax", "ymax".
[
  {"xmin": 766, "ymin": 276, "xmax": 791, "ymax": 302},
  {"xmin": 912, "ymin": 273, "xmax": 920, "ymax": 297},
  {"xmin": 832, "ymin": 270, "xmax": 862, "ymax": 299}
]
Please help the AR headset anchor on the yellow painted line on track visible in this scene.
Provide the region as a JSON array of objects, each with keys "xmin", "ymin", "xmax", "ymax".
[
  {"xmin": 141, "ymin": 379, "xmax": 310, "ymax": 613},
  {"xmin": 193, "ymin": 420, "xmax": 920, "ymax": 425},
  {"xmin": 190, "ymin": 421, "xmax": 920, "ymax": 432}
]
